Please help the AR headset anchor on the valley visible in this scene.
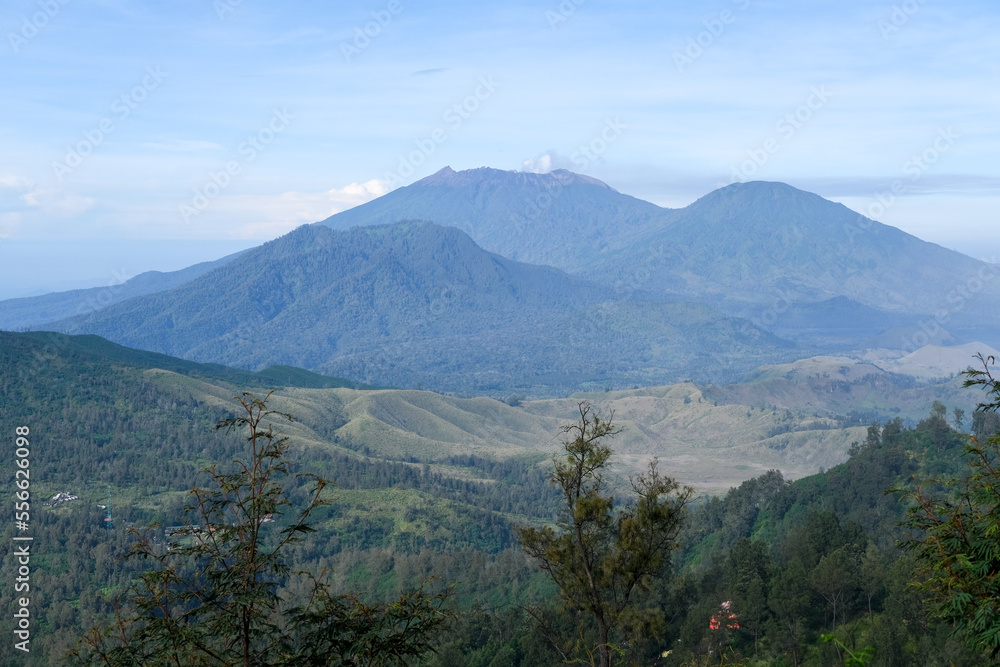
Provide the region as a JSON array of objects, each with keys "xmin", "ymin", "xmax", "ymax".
[{"xmin": 3, "ymin": 168, "xmax": 999, "ymax": 665}]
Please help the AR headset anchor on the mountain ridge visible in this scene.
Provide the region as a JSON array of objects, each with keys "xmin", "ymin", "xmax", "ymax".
[
  {"xmin": 7, "ymin": 166, "xmax": 1000, "ymax": 389},
  {"xmin": 0, "ymin": 250, "xmax": 246, "ymax": 330},
  {"xmin": 591, "ymin": 179, "xmax": 992, "ymax": 315},
  {"xmin": 9, "ymin": 167, "xmax": 996, "ymax": 344},
  {"xmin": 319, "ymin": 168, "xmax": 1000, "ymax": 341},
  {"xmin": 319, "ymin": 166, "xmax": 671, "ymax": 269},
  {"xmin": 417, "ymin": 165, "xmax": 620, "ymax": 191},
  {"xmin": 48, "ymin": 221, "xmax": 794, "ymax": 394}
]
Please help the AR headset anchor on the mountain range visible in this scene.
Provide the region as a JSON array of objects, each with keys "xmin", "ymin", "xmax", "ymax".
[
  {"xmin": 5, "ymin": 166, "xmax": 999, "ymax": 395},
  {"xmin": 320, "ymin": 168, "xmax": 1000, "ymax": 344},
  {"xmin": 45, "ymin": 222, "xmax": 792, "ymax": 394},
  {"xmin": 4, "ymin": 167, "xmax": 996, "ymax": 666}
]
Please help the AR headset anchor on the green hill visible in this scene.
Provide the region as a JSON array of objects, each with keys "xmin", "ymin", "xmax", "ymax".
[
  {"xmin": 49, "ymin": 222, "xmax": 796, "ymax": 395},
  {"xmin": 0, "ymin": 330, "xmax": 994, "ymax": 664}
]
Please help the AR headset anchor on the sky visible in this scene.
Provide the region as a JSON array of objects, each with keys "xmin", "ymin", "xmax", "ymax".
[{"xmin": 1, "ymin": 0, "xmax": 998, "ymax": 299}]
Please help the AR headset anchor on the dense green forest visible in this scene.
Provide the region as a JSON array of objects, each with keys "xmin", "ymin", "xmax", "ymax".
[
  {"xmin": 1, "ymin": 331, "xmax": 998, "ymax": 664},
  {"xmin": 0, "ymin": 332, "xmax": 563, "ymax": 663},
  {"xmin": 423, "ymin": 404, "xmax": 1000, "ymax": 666}
]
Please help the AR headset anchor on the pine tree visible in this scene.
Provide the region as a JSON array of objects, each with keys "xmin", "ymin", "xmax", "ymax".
[{"xmin": 517, "ymin": 402, "xmax": 691, "ymax": 667}]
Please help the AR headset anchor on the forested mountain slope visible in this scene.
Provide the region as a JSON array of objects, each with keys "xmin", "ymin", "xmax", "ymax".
[
  {"xmin": 49, "ymin": 223, "xmax": 796, "ymax": 394},
  {"xmin": 0, "ymin": 250, "xmax": 245, "ymax": 330}
]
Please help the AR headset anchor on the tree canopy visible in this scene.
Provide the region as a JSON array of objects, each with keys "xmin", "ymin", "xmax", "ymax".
[
  {"xmin": 900, "ymin": 353, "xmax": 1000, "ymax": 659},
  {"xmin": 69, "ymin": 391, "xmax": 452, "ymax": 666},
  {"xmin": 517, "ymin": 402, "xmax": 692, "ymax": 667}
]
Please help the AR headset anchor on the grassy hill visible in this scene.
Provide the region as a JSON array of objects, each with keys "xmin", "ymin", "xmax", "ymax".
[
  {"xmin": 708, "ymin": 352, "xmax": 978, "ymax": 424},
  {"xmin": 4, "ymin": 331, "xmax": 981, "ymax": 496},
  {"xmin": 0, "ymin": 330, "xmax": 993, "ymax": 663}
]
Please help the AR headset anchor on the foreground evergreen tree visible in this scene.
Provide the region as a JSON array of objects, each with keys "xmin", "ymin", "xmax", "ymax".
[
  {"xmin": 900, "ymin": 353, "xmax": 1000, "ymax": 660},
  {"xmin": 69, "ymin": 391, "xmax": 451, "ymax": 666},
  {"xmin": 517, "ymin": 402, "xmax": 692, "ymax": 667}
]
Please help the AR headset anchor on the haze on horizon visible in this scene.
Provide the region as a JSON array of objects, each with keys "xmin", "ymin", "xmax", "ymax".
[{"xmin": 1, "ymin": 0, "xmax": 998, "ymax": 299}]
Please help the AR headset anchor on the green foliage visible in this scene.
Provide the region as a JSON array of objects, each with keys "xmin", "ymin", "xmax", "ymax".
[
  {"xmin": 285, "ymin": 574, "xmax": 452, "ymax": 666},
  {"xmin": 4, "ymin": 331, "xmax": 366, "ymax": 390},
  {"xmin": 898, "ymin": 354, "xmax": 1000, "ymax": 659},
  {"xmin": 517, "ymin": 402, "xmax": 692, "ymax": 666},
  {"xmin": 0, "ymin": 331, "xmax": 571, "ymax": 662},
  {"xmin": 68, "ymin": 392, "xmax": 451, "ymax": 666},
  {"xmin": 656, "ymin": 397, "xmax": 990, "ymax": 666},
  {"xmin": 963, "ymin": 353, "xmax": 1000, "ymax": 412},
  {"xmin": 5, "ymin": 330, "xmax": 999, "ymax": 665},
  {"xmin": 820, "ymin": 633, "xmax": 873, "ymax": 666}
]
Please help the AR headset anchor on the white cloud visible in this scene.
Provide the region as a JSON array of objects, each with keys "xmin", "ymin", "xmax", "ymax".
[
  {"xmin": 42, "ymin": 194, "xmax": 97, "ymax": 218},
  {"xmin": 0, "ymin": 174, "xmax": 33, "ymax": 189},
  {"xmin": 270, "ymin": 179, "xmax": 391, "ymax": 222},
  {"xmin": 181, "ymin": 179, "xmax": 392, "ymax": 240},
  {"xmin": 0, "ymin": 176, "xmax": 94, "ymax": 217},
  {"xmin": 0, "ymin": 174, "xmax": 42, "ymax": 207},
  {"xmin": 521, "ymin": 151, "xmax": 574, "ymax": 173},
  {"xmin": 330, "ymin": 179, "xmax": 391, "ymax": 201}
]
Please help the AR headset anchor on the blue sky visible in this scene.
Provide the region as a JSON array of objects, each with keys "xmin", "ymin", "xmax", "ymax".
[{"xmin": 1, "ymin": 0, "xmax": 998, "ymax": 298}]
